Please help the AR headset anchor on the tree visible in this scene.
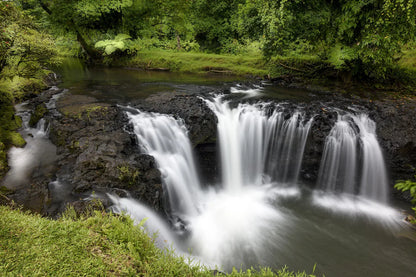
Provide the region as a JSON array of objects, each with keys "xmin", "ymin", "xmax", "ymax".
[
  {"xmin": 26, "ymin": 0, "xmax": 144, "ymax": 59},
  {"xmin": 257, "ymin": 0, "xmax": 416, "ymax": 79},
  {"xmin": 190, "ymin": 0, "xmax": 245, "ymax": 52}
]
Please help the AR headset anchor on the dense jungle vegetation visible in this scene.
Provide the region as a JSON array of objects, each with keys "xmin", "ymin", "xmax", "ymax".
[
  {"xmin": 1, "ymin": 0, "xmax": 416, "ymax": 275},
  {"xmin": 1, "ymin": 0, "xmax": 415, "ymax": 170}
]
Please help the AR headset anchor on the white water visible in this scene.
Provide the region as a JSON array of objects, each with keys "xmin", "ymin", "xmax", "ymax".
[
  {"xmin": 121, "ymin": 103, "xmax": 294, "ymax": 269},
  {"xmin": 110, "ymin": 98, "xmax": 407, "ymax": 273},
  {"xmin": 108, "ymin": 194, "xmax": 180, "ymax": 249},
  {"xmin": 127, "ymin": 109, "xmax": 202, "ymax": 217},
  {"xmin": 205, "ymin": 96, "xmax": 312, "ymax": 188},
  {"xmin": 354, "ymin": 114, "xmax": 389, "ymax": 202},
  {"xmin": 3, "ymin": 103, "xmax": 57, "ymax": 188},
  {"xmin": 230, "ymin": 84, "xmax": 263, "ymax": 98},
  {"xmin": 317, "ymin": 113, "xmax": 389, "ymax": 203}
]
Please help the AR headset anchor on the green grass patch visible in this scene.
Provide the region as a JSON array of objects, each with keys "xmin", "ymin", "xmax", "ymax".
[
  {"xmin": 0, "ymin": 205, "xmax": 320, "ymax": 276},
  {"xmin": 398, "ymin": 45, "xmax": 416, "ymax": 70},
  {"xmin": 117, "ymin": 49, "xmax": 269, "ymax": 77}
]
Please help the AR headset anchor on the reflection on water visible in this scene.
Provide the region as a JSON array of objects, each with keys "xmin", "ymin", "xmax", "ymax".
[{"xmin": 55, "ymin": 58, "xmax": 319, "ymax": 104}]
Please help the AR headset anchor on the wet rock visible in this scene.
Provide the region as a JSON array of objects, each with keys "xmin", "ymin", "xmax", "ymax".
[
  {"xmin": 133, "ymin": 92, "xmax": 218, "ymax": 146},
  {"xmin": 301, "ymin": 108, "xmax": 338, "ymax": 185},
  {"xmin": 44, "ymin": 93, "xmax": 163, "ymax": 215},
  {"xmin": 369, "ymin": 98, "xmax": 416, "ymax": 198}
]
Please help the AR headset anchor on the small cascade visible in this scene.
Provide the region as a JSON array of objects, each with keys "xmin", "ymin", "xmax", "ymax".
[
  {"xmin": 354, "ymin": 114, "xmax": 389, "ymax": 202},
  {"xmin": 205, "ymin": 96, "xmax": 312, "ymax": 190},
  {"xmin": 126, "ymin": 109, "xmax": 202, "ymax": 217},
  {"xmin": 108, "ymin": 194, "xmax": 179, "ymax": 249},
  {"xmin": 317, "ymin": 115, "xmax": 358, "ymax": 194},
  {"xmin": 317, "ymin": 113, "xmax": 388, "ymax": 203},
  {"xmin": 230, "ymin": 84, "xmax": 264, "ymax": 98},
  {"xmin": 265, "ymin": 111, "xmax": 312, "ymax": 184},
  {"xmin": 3, "ymin": 103, "xmax": 57, "ymax": 188}
]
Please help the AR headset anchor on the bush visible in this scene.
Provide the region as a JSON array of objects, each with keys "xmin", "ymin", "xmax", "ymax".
[{"xmin": 395, "ymin": 176, "xmax": 416, "ymax": 223}]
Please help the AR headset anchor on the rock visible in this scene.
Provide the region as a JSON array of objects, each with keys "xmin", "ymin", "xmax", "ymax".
[
  {"xmin": 133, "ymin": 92, "xmax": 218, "ymax": 146},
  {"xmin": 44, "ymin": 93, "xmax": 164, "ymax": 216},
  {"xmin": 369, "ymin": 98, "xmax": 416, "ymax": 200}
]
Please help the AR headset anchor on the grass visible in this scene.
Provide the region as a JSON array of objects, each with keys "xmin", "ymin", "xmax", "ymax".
[
  {"xmin": 117, "ymin": 49, "xmax": 269, "ymax": 77},
  {"xmin": 0, "ymin": 205, "xmax": 319, "ymax": 276},
  {"xmin": 398, "ymin": 44, "xmax": 416, "ymax": 70}
]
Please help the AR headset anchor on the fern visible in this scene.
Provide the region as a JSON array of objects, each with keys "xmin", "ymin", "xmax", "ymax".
[
  {"xmin": 395, "ymin": 176, "xmax": 416, "ymax": 205},
  {"xmin": 327, "ymin": 44, "xmax": 357, "ymax": 70},
  {"xmin": 94, "ymin": 34, "xmax": 131, "ymax": 55}
]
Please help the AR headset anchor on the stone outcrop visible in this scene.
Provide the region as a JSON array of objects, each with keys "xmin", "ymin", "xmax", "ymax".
[{"xmin": 45, "ymin": 93, "xmax": 164, "ymax": 216}]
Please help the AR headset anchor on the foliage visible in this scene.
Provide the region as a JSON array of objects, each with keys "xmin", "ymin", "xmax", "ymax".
[
  {"xmin": 95, "ymin": 33, "xmax": 131, "ymax": 55},
  {"xmin": 0, "ymin": 0, "xmax": 58, "ymax": 98},
  {"xmin": 257, "ymin": 0, "xmax": 416, "ymax": 80},
  {"xmin": 190, "ymin": 0, "xmax": 244, "ymax": 52},
  {"xmin": 118, "ymin": 165, "xmax": 140, "ymax": 187},
  {"xmin": 0, "ymin": 1, "xmax": 58, "ymax": 179},
  {"xmin": 395, "ymin": 176, "xmax": 416, "ymax": 223},
  {"xmin": 395, "ymin": 176, "xmax": 416, "ymax": 205},
  {"xmin": 15, "ymin": 0, "xmax": 416, "ymax": 83},
  {"xmin": 0, "ymin": 205, "xmax": 319, "ymax": 276}
]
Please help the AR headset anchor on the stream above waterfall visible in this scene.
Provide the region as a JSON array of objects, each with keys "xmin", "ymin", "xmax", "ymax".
[{"xmin": 4, "ymin": 66, "xmax": 416, "ymax": 277}]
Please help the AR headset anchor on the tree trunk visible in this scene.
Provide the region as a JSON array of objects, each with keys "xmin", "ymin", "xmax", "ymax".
[
  {"xmin": 75, "ymin": 30, "xmax": 100, "ymax": 61},
  {"xmin": 176, "ymin": 32, "xmax": 182, "ymax": 50}
]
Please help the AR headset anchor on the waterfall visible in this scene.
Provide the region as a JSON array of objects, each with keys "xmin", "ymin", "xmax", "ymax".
[
  {"xmin": 120, "ymin": 103, "xmax": 294, "ymax": 269},
  {"xmin": 112, "ymin": 99, "xmax": 395, "ymax": 271},
  {"xmin": 127, "ymin": 109, "xmax": 202, "ymax": 217},
  {"xmin": 317, "ymin": 115, "xmax": 358, "ymax": 194},
  {"xmin": 3, "ymin": 103, "xmax": 57, "ymax": 188},
  {"xmin": 108, "ymin": 194, "xmax": 179, "ymax": 249},
  {"xmin": 317, "ymin": 113, "xmax": 388, "ymax": 203},
  {"xmin": 354, "ymin": 114, "xmax": 389, "ymax": 202},
  {"xmin": 205, "ymin": 96, "xmax": 312, "ymax": 190}
]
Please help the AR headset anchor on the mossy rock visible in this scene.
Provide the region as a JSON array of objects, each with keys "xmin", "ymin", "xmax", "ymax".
[
  {"xmin": 9, "ymin": 132, "xmax": 26, "ymax": 147},
  {"xmin": 0, "ymin": 147, "xmax": 8, "ymax": 179},
  {"xmin": 29, "ymin": 103, "xmax": 47, "ymax": 127},
  {"xmin": 0, "ymin": 186, "xmax": 13, "ymax": 195},
  {"xmin": 118, "ymin": 165, "xmax": 140, "ymax": 187},
  {"xmin": 57, "ymin": 94, "xmax": 109, "ymax": 119}
]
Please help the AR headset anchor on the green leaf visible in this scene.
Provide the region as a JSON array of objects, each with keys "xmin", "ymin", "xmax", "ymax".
[
  {"xmin": 114, "ymin": 34, "xmax": 131, "ymax": 41},
  {"xmin": 104, "ymin": 45, "xmax": 118, "ymax": 55},
  {"xmin": 95, "ymin": 40, "xmax": 111, "ymax": 48}
]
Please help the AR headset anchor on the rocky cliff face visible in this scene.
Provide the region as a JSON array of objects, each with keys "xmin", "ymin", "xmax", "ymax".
[
  {"xmin": 45, "ymin": 93, "xmax": 164, "ymax": 216},
  {"xmin": 370, "ymin": 98, "xmax": 416, "ymax": 200}
]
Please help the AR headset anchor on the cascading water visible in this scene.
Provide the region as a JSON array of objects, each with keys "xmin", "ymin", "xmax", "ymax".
[
  {"xmin": 205, "ymin": 96, "xmax": 313, "ymax": 188},
  {"xmin": 354, "ymin": 114, "xmax": 389, "ymax": 202},
  {"xmin": 316, "ymin": 113, "xmax": 389, "ymax": 203},
  {"xmin": 105, "ymin": 89, "xmax": 411, "ymax": 276},
  {"xmin": 112, "ymin": 97, "xmax": 316, "ymax": 269},
  {"xmin": 126, "ymin": 109, "xmax": 202, "ymax": 218},
  {"xmin": 317, "ymin": 114, "xmax": 358, "ymax": 194},
  {"xmin": 3, "ymin": 103, "xmax": 57, "ymax": 188}
]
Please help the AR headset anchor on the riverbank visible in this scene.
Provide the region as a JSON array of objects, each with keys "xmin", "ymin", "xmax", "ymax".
[
  {"xmin": 0, "ymin": 204, "xmax": 318, "ymax": 277},
  {"xmin": 109, "ymin": 48, "xmax": 416, "ymax": 98}
]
